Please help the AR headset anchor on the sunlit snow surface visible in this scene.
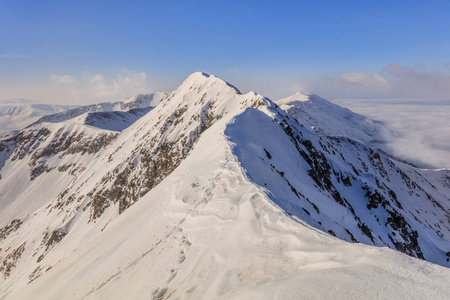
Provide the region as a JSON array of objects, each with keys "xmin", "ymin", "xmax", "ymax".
[
  {"xmin": 0, "ymin": 73, "xmax": 449, "ymax": 299},
  {"xmin": 0, "ymin": 103, "xmax": 78, "ymax": 132}
]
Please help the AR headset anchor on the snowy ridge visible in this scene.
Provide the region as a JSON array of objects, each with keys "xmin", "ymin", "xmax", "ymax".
[
  {"xmin": 276, "ymin": 92, "xmax": 393, "ymax": 149},
  {"xmin": 227, "ymin": 103, "xmax": 450, "ymax": 264},
  {"xmin": 27, "ymin": 93, "xmax": 167, "ymax": 128},
  {"xmin": 0, "ymin": 72, "xmax": 449, "ymax": 299},
  {"xmin": 0, "ymin": 105, "xmax": 75, "ymax": 118},
  {"xmin": 65, "ymin": 107, "xmax": 153, "ymax": 132}
]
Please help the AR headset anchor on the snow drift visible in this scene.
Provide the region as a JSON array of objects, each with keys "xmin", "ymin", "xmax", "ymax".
[{"xmin": 0, "ymin": 72, "xmax": 449, "ymax": 299}]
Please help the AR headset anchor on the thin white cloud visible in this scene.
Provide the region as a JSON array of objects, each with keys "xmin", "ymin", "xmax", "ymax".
[
  {"xmin": 0, "ymin": 69, "xmax": 154, "ymax": 106},
  {"xmin": 86, "ymin": 69, "xmax": 148, "ymax": 100},
  {"xmin": 282, "ymin": 62, "xmax": 450, "ymax": 169},
  {"xmin": 50, "ymin": 74, "xmax": 76, "ymax": 84},
  {"xmin": 380, "ymin": 63, "xmax": 450, "ymax": 98},
  {"xmin": 0, "ymin": 53, "xmax": 32, "ymax": 59},
  {"xmin": 304, "ymin": 63, "xmax": 450, "ymax": 100},
  {"xmin": 339, "ymin": 72, "xmax": 390, "ymax": 90},
  {"xmin": 46, "ymin": 69, "xmax": 152, "ymax": 104}
]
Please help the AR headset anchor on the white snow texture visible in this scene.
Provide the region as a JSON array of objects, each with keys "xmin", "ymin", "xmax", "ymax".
[{"xmin": 0, "ymin": 72, "xmax": 449, "ymax": 299}]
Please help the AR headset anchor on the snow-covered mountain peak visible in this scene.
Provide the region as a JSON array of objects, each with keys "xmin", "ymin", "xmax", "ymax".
[
  {"xmin": 275, "ymin": 91, "xmax": 392, "ymax": 149},
  {"xmin": 0, "ymin": 73, "xmax": 449, "ymax": 299},
  {"xmin": 175, "ymin": 72, "xmax": 242, "ymax": 97},
  {"xmin": 119, "ymin": 93, "xmax": 166, "ymax": 108},
  {"xmin": 277, "ymin": 91, "xmax": 312, "ymax": 104},
  {"xmin": 277, "ymin": 91, "xmax": 336, "ymax": 107}
]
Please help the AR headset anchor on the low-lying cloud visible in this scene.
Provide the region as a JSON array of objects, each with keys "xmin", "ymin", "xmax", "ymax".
[
  {"xmin": 299, "ymin": 63, "xmax": 450, "ymax": 169},
  {"xmin": 333, "ymin": 98, "xmax": 450, "ymax": 169}
]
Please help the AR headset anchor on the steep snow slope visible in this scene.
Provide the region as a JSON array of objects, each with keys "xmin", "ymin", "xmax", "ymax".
[
  {"xmin": 0, "ymin": 72, "xmax": 270, "ymax": 297},
  {"xmin": 0, "ymin": 72, "xmax": 449, "ymax": 299},
  {"xmin": 8, "ymin": 115, "xmax": 450, "ymax": 300},
  {"xmin": 226, "ymin": 104, "xmax": 450, "ymax": 265},
  {"xmin": 276, "ymin": 92, "xmax": 393, "ymax": 150},
  {"xmin": 0, "ymin": 122, "xmax": 118, "ymax": 226},
  {"xmin": 65, "ymin": 107, "xmax": 153, "ymax": 131},
  {"xmin": 0, "ymin": 104, "xmax": 77, "ymax": 132}
]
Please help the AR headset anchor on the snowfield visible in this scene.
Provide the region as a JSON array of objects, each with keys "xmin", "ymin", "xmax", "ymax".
[{"xmin": 0, "ymin": 72, "xmax": 449, "ymax": 299}]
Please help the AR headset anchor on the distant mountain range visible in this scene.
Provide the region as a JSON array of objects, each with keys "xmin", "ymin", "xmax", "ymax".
[
  {"xmin": 0, "ymin": 102, "xmax": 77, "ymax": 132},
  {"xmin": 0, "ymin": 73, "xmax": 448, "ymax": 299}
]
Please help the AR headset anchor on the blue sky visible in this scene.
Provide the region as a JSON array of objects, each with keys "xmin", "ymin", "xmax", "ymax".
[{"xmin": 2, "ymin": 0, "xmax": 450, "ymax": 103}]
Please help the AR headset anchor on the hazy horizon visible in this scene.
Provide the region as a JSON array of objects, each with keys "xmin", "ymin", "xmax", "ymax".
[
  {"xmin": 1, "ymin": 1, "xmax": 449, "ymax": 169},
  {"xmin": 2, "ymin": 1, "xmax": 450, "ymax": 104}
]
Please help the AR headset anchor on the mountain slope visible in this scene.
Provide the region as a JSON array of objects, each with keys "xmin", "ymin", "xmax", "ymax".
[
  {"xmin": 27, "ymin": 93, "xmax": 167, "ymax": 128},
  {"xmin": 8, "ymin": 118, "xmax": 450, "ymax": 299},
  {"xmin": 226, "ymin": 103, "xmax": 450, "ymax": 265},
  {"xmin": 0, "ymin": 104, "xmax": 78, "ymax": 132},
  {"xmin": 276, "ymin": 92, "xmax": 394, "ymax": 149},
  {"xmin": 0, "ymin": 72, "xmax": 449, "ymax": 299},
  {"xmin": 64, "ymin": 107, "xmax": 153, "ymax": 131},
  {"xmin": 0, "ymin": 122, "xmax": 119, "ymax": 225}
]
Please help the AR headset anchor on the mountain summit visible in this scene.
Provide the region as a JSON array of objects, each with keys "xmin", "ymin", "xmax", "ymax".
[{"xmin": 0, "ymin": 73, "xmax": 449, "ymax": 299}]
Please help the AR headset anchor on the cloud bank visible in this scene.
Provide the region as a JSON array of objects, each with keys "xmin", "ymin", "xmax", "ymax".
[
  {"xmin": 333, "ymin": 98, "xmax": 450, "ymax": 169},
  {"xmin": 305, "ymin": 63, "xmax": 450, "ymax": 100}
]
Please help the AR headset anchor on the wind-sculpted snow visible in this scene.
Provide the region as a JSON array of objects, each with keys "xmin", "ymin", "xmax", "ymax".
[
  {"xmin": 0, "ymin": 72, "xmax": 267, "ymax": 291},
  {"xmin": 82, "ymin": 73, "xmax": 265, "ymax": 220},
  {"xmin": 226, "ymin": 103, "xmax": 450, "ymax": 266},
  {"xmin": 0, "ymin": 72, "xmax": 449, "ymax": 299}
]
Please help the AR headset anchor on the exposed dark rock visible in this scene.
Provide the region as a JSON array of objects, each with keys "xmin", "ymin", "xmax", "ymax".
[
  {"xmin": 345, "ymin": 229, "xmax": 358, "ymax": 243},
  {"xmin": 0, "ymin": 242, "xmax": 26, "ymax": 278},
  {"xmin": 28, "ymin": 266, "xmax": 42, "ymax": 283},
  {"xmin": 386, "ymin": 210, "xmax": 424, "ymax": 259},
  {"xmin": 43, "ymin": 228, "xmax": 67, "ymax": 252},
  {"xmin": 364, "ymin": 186, "xmax": 388, "ymax": 210},
  {"xmin": 359, "ymin": 223, "xmax": 374, "ymax": 242},
  {"xmin": 0, "ymin": 219, "xmax": 22, "ymax": 242}
]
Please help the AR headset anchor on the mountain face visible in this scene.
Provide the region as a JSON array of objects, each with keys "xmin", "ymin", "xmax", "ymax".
[
  {"xmin": 27, "ymin": 93, "xmax": 167, "ymax": 129},
  {"xmin": 64, "ymin": 107, "xmax": 154, "ymax": 131},
  {"xmin": 276, "ymin": 92, "xmax": 392, "ymax": 148},
  {"xmin": 0, "ymin": 72, "xmax": 449, "ymax": 299},
  {"xmin": 0, "ymin": 103, "xmax": 78, "ymax": 132}
]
